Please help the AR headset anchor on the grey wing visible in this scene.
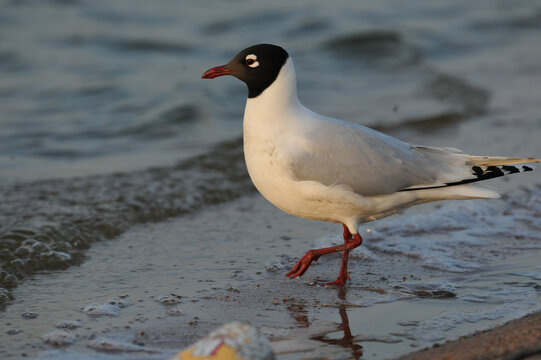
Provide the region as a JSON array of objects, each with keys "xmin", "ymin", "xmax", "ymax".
[{"xmin": 288, "ymin": 119, "xmax": 471, "ymax": 196}]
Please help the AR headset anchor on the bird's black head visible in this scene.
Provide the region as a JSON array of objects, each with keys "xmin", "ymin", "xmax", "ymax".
[{"xmin": 202, "ymin": 44, "xmax": 289, "ymax": 98}]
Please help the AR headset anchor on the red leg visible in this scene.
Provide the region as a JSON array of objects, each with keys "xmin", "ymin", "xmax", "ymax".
[
  {"xmin": 326, "ymin": 224, "xmax": 354, "ymax": 286},
  {"xmin": 286, "ymin": 224, "xmax": 352, "ymax": 278},
  {"xmin": 325, "ymin": 233, "xmax": 362, "ymax": 286},
  {"xmin": 286, "ymin": 225, "xmax": 363, "ymax": 285},
  {"xmin": 342, "ymin": 223, "xmax": 352, "ymax": 242}
]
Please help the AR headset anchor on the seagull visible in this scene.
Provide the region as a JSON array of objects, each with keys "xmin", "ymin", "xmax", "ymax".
[{"xmin": 202, "ymin": 44, "xmax": 540, "ymax": 286}]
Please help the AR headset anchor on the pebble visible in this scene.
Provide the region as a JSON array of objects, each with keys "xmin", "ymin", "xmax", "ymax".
[{"xmin": 21, "ymin": 311, "xmax": 38, "ymax": 319}]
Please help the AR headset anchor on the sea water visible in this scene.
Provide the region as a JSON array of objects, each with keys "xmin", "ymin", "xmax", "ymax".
[{"xmin": 1, "ymin": 0, "xmax": 540, "ymax": 359}]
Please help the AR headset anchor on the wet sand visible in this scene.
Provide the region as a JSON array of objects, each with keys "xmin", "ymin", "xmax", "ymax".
[
  {"xmin": 2, "ymin": 1, "xmax": 541, "ymax": 359},
  {"xmin": 2, "ymin": 102, "xmax": 541, "ymax": 359},
  {"xmin": 2, "ymin": 104, "xmax": 540, "ymax": 359},
  {"xmin": 3, "ymin": 186, "xmax": 540, "ymax": 360},
  {"xmin": 400, "ymin": 310, "xmax": 541, "ymax": 360}
]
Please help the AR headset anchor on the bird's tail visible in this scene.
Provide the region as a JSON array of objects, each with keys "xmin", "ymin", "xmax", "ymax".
[
  {"xmin": 467, "ymin": 155, "xmax": 540, "ymax": 167},
  {"xmin": 464, "ymin": 156, "xmax": 539, "ymax": 183},
  {"xmin": 415, "ymin": 184, "xmax": 502, "ymax": 200},
  {"xmin": 400, "ymin": 155, "xmax": 539, "ymax": 196}
]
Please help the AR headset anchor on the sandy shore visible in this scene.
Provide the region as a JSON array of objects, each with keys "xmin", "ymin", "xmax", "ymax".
[
  {"xmin": 399, "ymin": 310, "xmax": 541, "ymax": 360},
  {"xmin": 2, "ymin": 112, "xmax": 540, "ymax": 360},
  {"xmin": 4, "ymin": 191, "xmax": 538, "ymax": 360}
]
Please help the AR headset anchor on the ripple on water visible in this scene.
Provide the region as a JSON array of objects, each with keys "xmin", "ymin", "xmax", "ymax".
[
  {"xmin": 323, "ymin": 30, "xmax": 422, "ymax": 66},
  {"xmin": 394, "ymin": 281, "xmax": 457, "ymax": 299},
  {"xmin": 166, "ymin": 305, "xmax": 183, "ymax": 316},
  {"xmin": 64, "ymin": 34, "xmax": 193, "ymax": 54},
  {"xmin": 0, "ymin": 137, "xmax": 252, "ymax": 306}
]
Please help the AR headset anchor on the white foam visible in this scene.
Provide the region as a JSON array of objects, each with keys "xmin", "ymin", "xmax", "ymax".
[
  {"xmin": 265, "ymin": 254, "xmax": 294, "ymax": 272},
  {"xmin": 105, "ymin": 297, "xmax": 131, "ymax": 308},
  {"xmin": 42, "ymin": 330, "xmax": 75, "ymax": 346},
  {"xmin": 347, "ymin": 195, "xmax": 540, "ymax": 273},
  {"xmin": 55, "ymin": 320, "xmax": 83, "ymax": 329},
  {"xmin": 80, "ymin": 303, "xmax": 120, "ymax": 317},
  {"xmin": 395, "ymin": 280, "xmax": 457, "ymax": 298},
  {"xmin": 307, "ymin": 199, "xmax": 539, "ymax": 273},
  {"xmin": 87, "ymin": 338, "xmax": 159, "ymax": 353},
  {"xmin": 354, "ymin": 334, "xmax": 403, "ymax": 343},
  {"xmin": 154, "ymin": 293, "xmax": 182, "ymax": 306},
  {"xmin": 80, "ymin": 296, "xmax": 132, "ymax": 317}
]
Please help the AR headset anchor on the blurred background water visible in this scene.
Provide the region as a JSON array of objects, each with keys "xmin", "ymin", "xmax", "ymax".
[
  {"xmin": 3, "ymin": 0, "xmax": 540, "ymax": 181},
  {"xmin": 1, "ymin": 0, "xmax": 541, "ymax": 358}
]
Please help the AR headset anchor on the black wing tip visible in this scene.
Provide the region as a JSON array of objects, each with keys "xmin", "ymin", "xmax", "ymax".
[
  {"xmin": 399, "ymin": 164, "xmax": 535, "ymax": 192},
  {"xmin": 501, "ymin": 165, "xmax": 520, "ymax": 174}
]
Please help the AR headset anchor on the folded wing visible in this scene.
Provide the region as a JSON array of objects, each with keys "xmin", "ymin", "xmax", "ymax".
[{"xmin": 288, "ymin": 117, "xmax": 539, "ymax": 196}]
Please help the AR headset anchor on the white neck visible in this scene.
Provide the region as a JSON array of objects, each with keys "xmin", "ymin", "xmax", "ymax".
[{"xmin": 244, "ymin": 58, "xmax": 301, "ymax": 117}]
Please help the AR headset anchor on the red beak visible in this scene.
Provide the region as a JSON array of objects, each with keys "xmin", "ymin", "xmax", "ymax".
[{"xmin": 201, "ymin": 65, "xmax": 233, "ymax": 79}]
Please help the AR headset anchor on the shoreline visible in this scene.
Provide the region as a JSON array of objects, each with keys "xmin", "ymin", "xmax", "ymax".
[
  {"xmin": 1, "ymin": 192, "xmax": 540, "ymax": 359},
  {"xmin": 398, "ymin": 310, "xmax": 541, "ymax": 360}
]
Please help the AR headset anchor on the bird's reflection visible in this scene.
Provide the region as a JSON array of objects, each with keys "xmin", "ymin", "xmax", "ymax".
[
  {"xmin": 285, "ymin": 298, "xmax": 309, "ymax": 328},
  {"xmin": 286, "ymin": 286, "xmax": 363, "ymax": 359}
]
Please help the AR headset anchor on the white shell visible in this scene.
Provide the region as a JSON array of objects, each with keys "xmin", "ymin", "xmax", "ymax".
[{"xmin": 173, "ymin": 322, "xmax": 275, "ymax": 360}]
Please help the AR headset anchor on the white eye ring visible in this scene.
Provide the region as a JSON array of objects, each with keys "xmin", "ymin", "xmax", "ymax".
[{"xmin": 245, "ymin": 54, "xmax": 259, "ymax": 68}]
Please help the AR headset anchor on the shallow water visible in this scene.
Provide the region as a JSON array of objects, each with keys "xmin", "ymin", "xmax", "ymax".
[
  {"xmin": 1, "ymin": 0, "xmax": 541, "ymax": 359},
  {"xmin": 1, "ymin": 191, "xmax": 540, "ymax": 359}
]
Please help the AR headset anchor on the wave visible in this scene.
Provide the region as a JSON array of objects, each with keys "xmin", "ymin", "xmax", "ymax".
[
  {"xmin": 323, "ymin": 30, "xmax": 422, "ymax": 67},
  {"xmin": 64, "ymin": 35, "xmax": 193, "ymax": 54},
  {"xmin": 0, "ymin": 137, "xmax": 253, "ymax": 309}
]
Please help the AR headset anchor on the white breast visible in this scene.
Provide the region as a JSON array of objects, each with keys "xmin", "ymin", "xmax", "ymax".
[
  {"xmin": 243, "ymin": 120, "xmax": 377, "ymax": 231},
  {"xmin": 242, "ymin": 59, "xmax": 369, "ymax": 228},
  {"xmin": 242, "ymin": 64, "xmax": 302, "ymax": 217}
]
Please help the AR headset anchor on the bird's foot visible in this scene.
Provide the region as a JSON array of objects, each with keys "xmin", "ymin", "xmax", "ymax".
[
  {"xmin": 286, "ymin": 250, "xmax": 320, "ymax": 279},
  {"xmin": 286, "ymin": 228, "xmax": 362, "ymax": 284},
  {"xmin": 324, "ymin": 273, "xmax": 351, "ymax": 287}
]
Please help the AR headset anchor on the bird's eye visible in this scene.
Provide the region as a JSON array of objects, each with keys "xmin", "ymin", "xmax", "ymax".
[{"xmin": 245, "ymin": 54, "xmax": 259, "ymax": 68}]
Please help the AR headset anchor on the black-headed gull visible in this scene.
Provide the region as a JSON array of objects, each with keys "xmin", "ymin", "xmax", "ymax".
[{"xmin": 202, "ymin": 44, "xmax": 540, "ymax": 286}]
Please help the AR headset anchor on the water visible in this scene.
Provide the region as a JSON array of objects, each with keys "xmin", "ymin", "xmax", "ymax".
[
  {"xmin": 2, "ymin": 194, "xmax": 540, "ymax": 359},
  {"xmin": 5, "ymin": 0, "xmax": 535, "ymax": 180},
  {"xmin": 1, "ymin": 0, "xmax": 541, "ymax": 359}
]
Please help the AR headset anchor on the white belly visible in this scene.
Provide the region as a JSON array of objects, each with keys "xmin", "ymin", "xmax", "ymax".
[
  {"xmin": 243, "ymin": 137, "xmax": 369, "ymax": 227},
  {"xmin": 243, "ymin": 139, "xmax": 300, "ymax": 215},
  {"xmin": 239, "ymin": 76, "xmax": 418, "ymax": 232}
]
